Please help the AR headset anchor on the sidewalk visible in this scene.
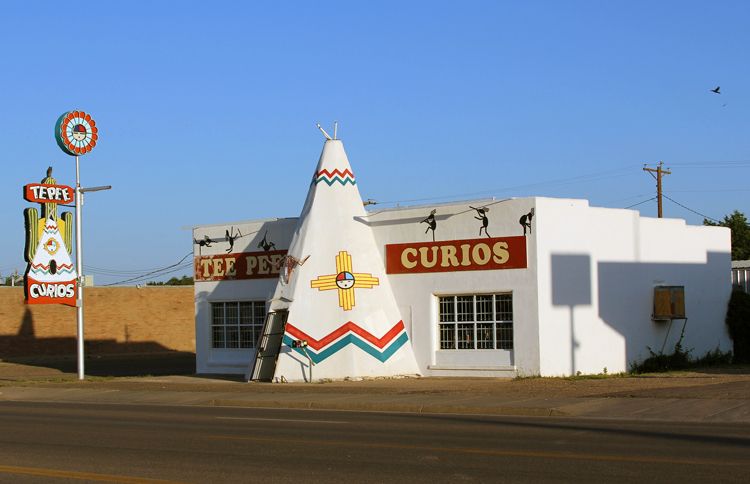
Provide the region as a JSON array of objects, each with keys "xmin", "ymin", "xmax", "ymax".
[{"xmin": 1, "ymin": 356, "xmax": 750, "ymax": 423}]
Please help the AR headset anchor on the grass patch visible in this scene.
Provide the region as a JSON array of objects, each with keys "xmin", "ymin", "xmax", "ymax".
[{"xmin": 514, "ymin": 371, "xmax": 630, "ymax": 382}]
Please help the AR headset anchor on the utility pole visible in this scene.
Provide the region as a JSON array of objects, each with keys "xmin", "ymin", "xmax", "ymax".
[{"xmin": 643, "ymin": 161, "xmax": 671, "ymax": 218}]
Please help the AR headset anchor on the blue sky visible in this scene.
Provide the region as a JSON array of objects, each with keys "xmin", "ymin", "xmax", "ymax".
[{"xmin": 1, "ymin": 1, "xmax": 748, "ymax": 284}]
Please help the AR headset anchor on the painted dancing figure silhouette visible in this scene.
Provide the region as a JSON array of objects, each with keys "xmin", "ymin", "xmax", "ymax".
[
  {"xmin": 195, "ymin": 235, "xmax": 213, "ymax": 247},
  {"xmin": 470, "ymin": 206, "xmax": 490, "ymax": 238},
  {"xmin": 225, "ymin": 227, "xmax": 242, "ymax": 253},
  {"xmin": 421, "ymin": 209, "xmax": 437, "ymax": 242},
  {"xmin": 257, "ymin": 230, "xmax": 276, "ymax": 251},
  {"xmin": 519, "ymin": 208, "xmax": 534, "ymax": 236}
]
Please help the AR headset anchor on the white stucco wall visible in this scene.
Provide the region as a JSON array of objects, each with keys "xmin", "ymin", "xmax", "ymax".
[
  {"xmin": 193, "ymin": 197, "xmax": 732, "ymax": 378},
  {"xmin": 368, "ymin": 198, "xmax": 540, "ymax": 377},
  {"xmin": 534, "ymin": 197, "xmax": 732, "ymax": 376}
]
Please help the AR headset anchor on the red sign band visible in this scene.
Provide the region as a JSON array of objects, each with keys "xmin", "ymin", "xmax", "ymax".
[
  {"xmin": 386, "ymin": 236, "xmax": 527, "ymax": 274},
  {"xmin": 25, "ymin": 277, "xmax": 77, "ymax": 307},
  {"xmin": 194, "ymin": 250, "xmax": 287, "ymax": 282}
]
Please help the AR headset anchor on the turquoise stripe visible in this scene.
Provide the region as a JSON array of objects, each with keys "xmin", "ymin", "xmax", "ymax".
[
  {"xmin": 282, "ymin": 332, "xmax": 409, "ymax": 364},
  {"xmin": 313, "ymin": 176, "xmax": 357, "ymax": 186}
]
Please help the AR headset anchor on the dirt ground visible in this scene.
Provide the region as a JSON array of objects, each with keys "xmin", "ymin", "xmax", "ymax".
[{"xmin": 2, "ymin": 353, "xmax": 749, "ymax": 400}]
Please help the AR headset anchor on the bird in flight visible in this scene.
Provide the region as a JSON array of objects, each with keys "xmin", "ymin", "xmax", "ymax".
[{"xmin": 711, "ymin": 86, "xmax": 721, "ymax": 94}]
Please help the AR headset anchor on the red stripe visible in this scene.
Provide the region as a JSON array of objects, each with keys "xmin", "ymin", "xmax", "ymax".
[
  {"xmin": 286, "ymin": 320, "xmax": 405, "ymax": 351},
  {"xmin": 315, "ymin": 168, "xmax": 355, "ymax": 178},
  {"xmin": 30, "ymin": 262, "xmax": 74, "ymax": 270}
]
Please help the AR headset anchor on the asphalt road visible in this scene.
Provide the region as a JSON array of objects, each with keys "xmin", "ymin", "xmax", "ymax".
[{"xmin": 1, "ymin": 402, "xmax": 748, "ymax": 483}]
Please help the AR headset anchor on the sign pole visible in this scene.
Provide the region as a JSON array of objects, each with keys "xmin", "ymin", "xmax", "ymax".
[
  {"xmin": 75, "ymin": 154, "xmax": 85, "ymax": 380},
  {"xmin": 50, "ymin": 110, "xmax": 102, "ymax": 380}
]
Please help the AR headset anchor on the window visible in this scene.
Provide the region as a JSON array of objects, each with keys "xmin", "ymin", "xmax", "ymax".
[
  {"xmin": 438, "ymin": 294, "xmax": 513, "ymax": 350},
  {"xmin": 211, "ymin": 301, "xmax": 266, "ymax": 349}
]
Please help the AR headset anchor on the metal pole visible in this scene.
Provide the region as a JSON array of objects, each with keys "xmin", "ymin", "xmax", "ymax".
[{"xmin": 75, "ymin": 155, "xmax": 85, "ymax": 380}]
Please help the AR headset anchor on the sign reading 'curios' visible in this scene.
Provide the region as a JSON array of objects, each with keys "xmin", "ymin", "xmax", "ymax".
[{"xmin": 385, "ymin": 236, "xmax": 527, "ymax": 274}]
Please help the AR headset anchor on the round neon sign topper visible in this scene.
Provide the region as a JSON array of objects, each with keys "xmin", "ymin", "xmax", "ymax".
[{"xmin": 55, "ymin": 111, "xmax": 98, "ymax": 156}]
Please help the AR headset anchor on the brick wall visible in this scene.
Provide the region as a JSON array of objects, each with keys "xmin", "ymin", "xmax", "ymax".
[{"xmin": 0, "ymin": 286, "xmax": 194, "ymax": 357}]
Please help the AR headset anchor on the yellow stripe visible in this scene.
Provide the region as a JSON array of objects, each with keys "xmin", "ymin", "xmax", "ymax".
[
  {"xmin": 311, "ymin": 275, "xmax": 337, "ymax": 290},
  {"xmin": 336, "ymin": 251, "xmax": 352, "ymax": 273},
  {"xmin": 313, "ymin": 283, "xmax": 338, "ymax": 291},
  {"xmin": 335, "ymin": 252, "xmax": 343, "ymax": 273},
  {"xmin": 0, "ymin": 464, "xmax": 182, "ymax": 483},
  {"xmin": 353, "ymin": 276, "xmax": 379, "ymax": 286}
]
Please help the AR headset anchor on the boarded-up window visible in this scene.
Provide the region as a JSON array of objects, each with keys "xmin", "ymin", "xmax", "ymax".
[{"xmin": 653, "ymin": 286, "xmax": 685, "ymax": 320}]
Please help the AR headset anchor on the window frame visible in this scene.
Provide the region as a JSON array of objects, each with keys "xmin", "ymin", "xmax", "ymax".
[
  {"xmin": 437, "ymin": 293, "xmax": 514, "ymax": 351},
  {"xmin": 210, "ymin": 300, "xmax": 267, "ymax": 350}
]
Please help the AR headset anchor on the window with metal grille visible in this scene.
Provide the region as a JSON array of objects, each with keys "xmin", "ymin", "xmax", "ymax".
[
  {"xmin": 438, "ymin": 294, "xmax": 513, "ymax": 350},
  {"xmin": 211, "ymin": 301, "xmax": 266, "ymax": 349}
]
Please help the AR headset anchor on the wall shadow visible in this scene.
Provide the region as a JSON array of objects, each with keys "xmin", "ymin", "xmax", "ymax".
[
  {"xmin": 551, "ymin": 251, "xmax": 731, "ymax": 373},
  {"xmin": 551, "ymin": 252, "xmax": 731, "ymax": 374},
  {"xmin": 1, "ymin": 302, "xmax": 195, "ymax": 377},
  {"xmin": 551, "ymin": 254, "xmax": 592, "ymax": 375},
  {"xmin": 194, "ymin": 219, "xmax": 294, "ymax": 376},
  {"xmin": 597, "ymin": 251, "xmax": 730, "ymax": 366}
]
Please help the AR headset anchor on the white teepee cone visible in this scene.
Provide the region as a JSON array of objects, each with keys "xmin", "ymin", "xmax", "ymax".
[
  {"xmin": 271, "ymin": 138, "xmax": 420, "ymax": 381},
  {"xmin": 25, "ymin": 215, "xmax": 77, "ymax": 306}
]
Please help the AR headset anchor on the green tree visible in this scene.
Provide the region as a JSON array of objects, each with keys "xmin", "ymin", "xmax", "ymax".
[
  {"xmin": 704, "ymin": 210, "xmax": 750, "ymax": 260},
  {"xmin": 147, "ymin": 275, "xmax": 194, "ymax": 286}
]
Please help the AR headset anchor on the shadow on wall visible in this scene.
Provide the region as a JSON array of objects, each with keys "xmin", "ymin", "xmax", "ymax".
[
  {"xmin": 0, "ymin": 305, "xmax": 195, "ymax": 377},
  {"xmin": 597, "ymin": 252, "xmax": 731, "ymax": 365},
  {"xmin": 550, "ymin": 254, "xmax": 592, "ymax": 375},
  {"xmin": 194, "ymin": 221, "xmax": 291, "ymax": 356},
  {"xmin": 551, "ymin": 252, "xmax": 731, "ymax": 373}
]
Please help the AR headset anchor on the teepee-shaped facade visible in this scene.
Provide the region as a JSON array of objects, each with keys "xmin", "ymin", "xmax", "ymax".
[
  {"xmin": 25, "ymin": 215, "xmax": 77, "ymax": 306},
  {"xmin": 270, "ymin": 138, "xmax": 420, "ymax": 381}
]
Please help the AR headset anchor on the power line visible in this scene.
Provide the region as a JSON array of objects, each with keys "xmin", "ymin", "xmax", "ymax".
[
  {"xmin": 101, "ymin": 252, "xmax": 193, "ymax": 286},
  {"xmin": 100, "ymin": 261, "xmax": 193, "ymax": 286},
  {"xmin": 669, "ymin": 160, "xmax": 750, "ymax": 168},
  {"xmin": 667, "ymin": 188, "xmax": 750, "ymax": 193},
  {"xmin": 85, "ymin": 265, "xmax": 182, "ymax": 276},
  {"xmin": 623, "ymin": 197, "xmax": 656, "ymax": 209},
  {"xmin": 662, "ymin": 194, "xmax": 721, "ymax": 224},
  {"xmin": 376, "ymin": 164, "xmax": 641, "ymax": 206}
]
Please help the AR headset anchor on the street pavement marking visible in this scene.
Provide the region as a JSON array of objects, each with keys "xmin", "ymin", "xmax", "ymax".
[
  {"xmin": 209, "ymin": 435, "xmax": 750, "ymax": 467},
  {"xmin": 216, "ymin": 416, "xmax": 348, "ymax": 424},
  {"xmin": 0, "ymin": 464, "xmax": 183, "ymax": 483}
]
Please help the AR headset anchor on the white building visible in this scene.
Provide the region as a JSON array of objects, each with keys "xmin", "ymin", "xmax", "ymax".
[{"xmin": 193, "ymin": 138, "xmax": 732, "ymax": 379}]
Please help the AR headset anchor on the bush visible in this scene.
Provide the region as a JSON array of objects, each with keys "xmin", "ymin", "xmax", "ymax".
[
  {"xmin": 630, "ymin": 326, "xmax": 693, "ymax": 374},
  {"xmin": 695, "ymin": 347, "xmax": 733, "ymax": 366},
  {"xmin": 630, "ymin": 322, "xmax": 735, "ymax": 374},
  {"xmin": 726, "ymin": 289, "xmax": 750, "ymax": 363}
]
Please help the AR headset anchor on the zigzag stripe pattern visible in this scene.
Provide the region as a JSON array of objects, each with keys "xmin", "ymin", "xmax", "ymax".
[
  {"xmin": 30, "ymin": 262, "xmax": 74, "ymax": 271},
  {"xmin": 284, "ymin": 321, "xmax": 408, "ymax": 364},
  {"xmin": 312, "ymin": 168, "xmax": 356, "ymax": 186},
  {"xmin": 29, "ymin": 267, "xmax": 76, "ymax": 276}
]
